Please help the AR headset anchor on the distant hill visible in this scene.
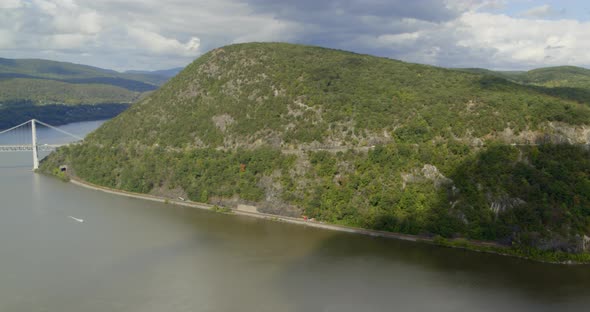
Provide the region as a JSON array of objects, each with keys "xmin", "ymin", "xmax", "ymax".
[
  {"xmin": 125, "ymin": 67, "xmax": 184, "ymax": 79},
  {"xmin": 43, "ymin": 43, "xmax": 590, "ymax": 261},
  {"xmin": 510, "ymin": 66, "xmax": 590, "ymax": 89},
  {"xmin": 455, "ymin": 68, "xmax": 525, "ymax": 80},
  {"xmin": 0, "ymin": 57, "xmax": 167, "ymax": 93},
  {"xmin": 0, "ymin": 57, "xmax": 118, "ymax": 78},
  {"xmin": 0, "ymin": 58, "xmax": 181, "ymax": 127},
  {"xmin": 457, "ymin": 66, "xmax": 590, "ymax": 90},
  {"xmin": 0, "ymin": 78, "xmax": 138, "ymax": 104},
  {"xmin": 456, "ymin": 66, "xmax": 590, "ymax": 105}
]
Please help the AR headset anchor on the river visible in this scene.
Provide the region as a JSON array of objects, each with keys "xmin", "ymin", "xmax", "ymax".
[{"xmin": 0, "ymin": 120, "xmax": 589, "ymax": 312}]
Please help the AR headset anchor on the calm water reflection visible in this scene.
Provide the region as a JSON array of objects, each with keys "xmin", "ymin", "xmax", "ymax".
[{"xmin": 0, "ymin": 121, "xmax": 588, "ymax": 312}]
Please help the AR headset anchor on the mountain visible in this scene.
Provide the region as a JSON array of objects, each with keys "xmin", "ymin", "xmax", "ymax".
[
  {"xmin": 42, "ymin": 43, "xmax": 590, "ymax": 261},
  {"xmin": 456, "ymin": 66, "xmax": 590, "ymax": 88},
  {"xmin": 454, "ymin": 68, "xmax": 525, "ymax": 80},
  {"xmin": 456, "ymin": 66, "xmax": 590, "ymax": 108},
  {"xmin": 0, "ymin": 57, "xmax": 163, "ymax": 91},
  {"xmin": 125, "ymin": 67, "xmax": 184, "ymax": 79},
  {"xmin": 0, "ymin": 58, "xmax": 180, "ymax": 127},
  {"xmin": 509, "ymin": 66, "xmax": 590, "ymax": 92}
]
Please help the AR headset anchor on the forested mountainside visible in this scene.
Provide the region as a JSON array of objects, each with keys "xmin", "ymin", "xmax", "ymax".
[
  {"xmin": 42, "ymin": 43, "xmax": 590, "ymax": 260},
  {"xmin": 0, "ymin": 57, "xmax": 180, "ymax": 127},
  {"xmin": 458, "ymin": 66, "xmax": 590, "ymax": 103}
]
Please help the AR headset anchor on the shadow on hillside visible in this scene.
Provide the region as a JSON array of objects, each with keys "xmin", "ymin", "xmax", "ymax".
[
  {"xmin": 437, "ymin": 144, "xmax": 589, "ymax": 249},
  {"xmin": 363, "ymin": 143, "xmax": 590, "ymax": 253},
  {"xmin": 533, "ymin": 86, "xmax": 590, "ymax": 105}
]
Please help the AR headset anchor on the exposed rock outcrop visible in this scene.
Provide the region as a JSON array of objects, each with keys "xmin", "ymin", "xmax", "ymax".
[
  {"xmin": 487, "ymin": 193, "xmax": 526, "ymax": 216},
  {"xmin": 402, "ymin": 164, "xmax": 453, "ymax": 189}
]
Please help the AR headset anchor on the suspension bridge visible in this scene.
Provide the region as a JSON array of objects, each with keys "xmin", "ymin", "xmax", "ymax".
[{"xmin": 0, "ymin": 119, "xmax": 83, "ymax": 170}]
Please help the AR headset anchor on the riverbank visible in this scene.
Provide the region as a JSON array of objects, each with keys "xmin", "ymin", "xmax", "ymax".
[
  {"xmin": 62, "ymin": 175, "xmax": 590, "ymax": 265},
  {"xmin": 67, "ymin": 177, "xmax": 428, "ymax": 243}
]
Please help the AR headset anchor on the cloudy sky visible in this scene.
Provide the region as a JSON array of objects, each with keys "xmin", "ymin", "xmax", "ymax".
[{"xmin": 1, "ymin": 0, "xmax": 589, "ymax": 71}]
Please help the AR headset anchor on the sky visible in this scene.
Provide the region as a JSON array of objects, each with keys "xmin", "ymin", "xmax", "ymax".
[{"xmin": 1, "ymin": 0, "xmax": 590, "ymax": 71}]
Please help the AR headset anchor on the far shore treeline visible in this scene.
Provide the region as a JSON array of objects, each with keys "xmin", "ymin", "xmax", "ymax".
[{"xmin": 0, "ymin": 100, "xmax": 130, "ymax": 128}]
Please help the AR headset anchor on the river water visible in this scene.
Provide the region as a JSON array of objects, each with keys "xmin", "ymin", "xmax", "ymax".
[{"xmin": 0, "ymin": 121, "xmax": 589, "ymax": 312}]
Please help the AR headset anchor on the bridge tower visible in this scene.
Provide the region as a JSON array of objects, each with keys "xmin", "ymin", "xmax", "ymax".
[
  {"xmin": 31, "ymin": 119, "xmax": 39, "ymax": 170},
  {"xmin": 0, "ymin": 119, "xmax": 83, "ymax": 170}
]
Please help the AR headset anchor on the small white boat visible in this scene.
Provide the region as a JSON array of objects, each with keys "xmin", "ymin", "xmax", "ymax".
[{"xmin": 68, "ymin": 216, "xmax": 84, "ymax": 223}]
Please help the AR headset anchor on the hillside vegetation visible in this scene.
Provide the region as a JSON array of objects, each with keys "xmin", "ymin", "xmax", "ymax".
[{"xmin": 42, "ymin": 43, "xmax": 590, "ymax": 259}]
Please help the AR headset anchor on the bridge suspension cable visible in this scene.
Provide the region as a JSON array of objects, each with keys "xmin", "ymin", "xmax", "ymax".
[
  {"xmin": 33, "ymin": 119, "xmax": 84, "ymax": 141},
  {"xmin": 0, "ymin": 119, "xmax": 33, "ymax": 136}
]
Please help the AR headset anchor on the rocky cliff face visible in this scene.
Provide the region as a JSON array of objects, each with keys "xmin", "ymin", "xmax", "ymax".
[{"xmin": 491, "ymin": 123, "xmax": 590, "ymax": 145}]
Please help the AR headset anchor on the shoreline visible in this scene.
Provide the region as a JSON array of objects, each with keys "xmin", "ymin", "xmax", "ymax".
[
  {"xmin": 66, "ymin": 176, "xmax": 588, "ymax": 265},
  {"xmin": 68, "ymin": 177, "xmax": 430, "ymax": 243}
]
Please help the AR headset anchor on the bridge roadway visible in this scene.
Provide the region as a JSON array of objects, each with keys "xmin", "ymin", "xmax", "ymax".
[{"xmin": 0, "ymin": 144, "xmax": 64, "ymax": 152}]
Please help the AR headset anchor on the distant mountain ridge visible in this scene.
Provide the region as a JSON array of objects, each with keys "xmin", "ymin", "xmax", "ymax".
[
  {"xmin": 124, "ymin": 67, "xmax": 184, "ymax": 79},
  {"xmin": 0, "ymin": 57, "xmax": 182, "ymax": 92},
  {"xmin": 0, "ymin": 57, "xmax": 184, "ymax": 127},
  {"xmin": 456, "ymin": 65, "xmax": 590, "ymax": 90}
]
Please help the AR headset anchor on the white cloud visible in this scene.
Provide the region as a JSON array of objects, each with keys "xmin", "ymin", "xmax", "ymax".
[
  {"xmin": 30, "ymin": 0, "xmax": 102, "ymax": 35},
  {"xmin": 0, "ymin": 0, "xmax": 23, "ymax": 9},
  {"xmin": 46, "ymin": 33, "xmax": 94, "ymax": 49},
  {"xmin": 0, "ymin": 29, "xmax": 13, "ymax": 48},
  {"xmin": 454, "ymin": 12, "xmax": 590, "ymax": 67},
  {"xmin": 446, "ymin": 0, "xmax": 506, "ymax": 12},
  {"xmin": 53, "ymin": 11, "xmax": 102, "ymax": 34},
  {"xmin": 33, "ymin": 0, "xmax": 58, "ymax": 13},
  {"xmin": 185, "ymin": 37, "xmax": 201, "ymax": 52},
  {"xmin": 376, "ymin": 32, "xmax": 420, "ymax": 46},
  {"xmin": 0, "ymin": 0, "xmax": 589, "ymax": 71},
  {"xmin": 127, "ymin": 27, "xmax": 200, "ymax": 56},
  {"xmin": 231, "ymin": 19, "xmax": 299, "ymax": 43}
]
